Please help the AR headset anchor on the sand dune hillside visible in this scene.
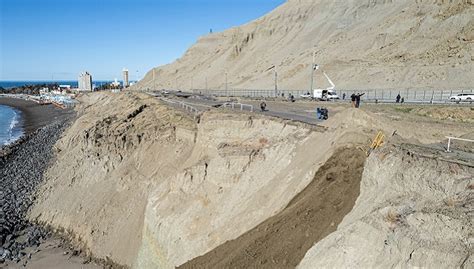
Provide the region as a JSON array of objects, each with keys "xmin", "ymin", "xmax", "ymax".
[{"xmin": 136, "ymin": 0, "xmax": 474, "ymax": 91}]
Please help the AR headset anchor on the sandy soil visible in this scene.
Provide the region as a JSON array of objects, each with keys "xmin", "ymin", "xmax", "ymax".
[
  {"xmin": 2, "ymin": 238, "xmax": 100, "ymax": 269},
  {"xmin": 26, "ymin": 91, "xmax": 473, "ymax": 268},
  {"xmin": 136, "ymin": 0, "xmax": 473, "ymax": 91},
  {"xmin": 179, "ymin": 147, "xmax": 366, "ymax": 269}
]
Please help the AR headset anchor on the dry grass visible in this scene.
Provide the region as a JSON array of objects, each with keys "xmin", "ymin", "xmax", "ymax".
[
  {"xmin": 444, "ymin": 197, "xmax": 459, "ymax": 207},
  {"xmin": 385, "ymin": 209, "xmax": 402, "ymax": 224}
]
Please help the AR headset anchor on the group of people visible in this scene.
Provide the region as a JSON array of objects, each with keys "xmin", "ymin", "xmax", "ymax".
[{"xmin": 350, "ymin": 93, "xmax": 365, "ymax": 108}]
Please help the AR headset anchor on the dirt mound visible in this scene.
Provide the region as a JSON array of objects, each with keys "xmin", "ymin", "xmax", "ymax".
[
  {"xmin": 298, "ymin": 143, "xmax": 474, "ymax": 268},
  {"xmin": 179, "ymin": 147, "xmax": 366, "ymax": 269},
  {"xmin": 137, "ymin": 0, "xmax": 473, "ymax": 91},
  {"xmin": 412, "ymin": 106, "xmax": 474, "ymax": 123}
]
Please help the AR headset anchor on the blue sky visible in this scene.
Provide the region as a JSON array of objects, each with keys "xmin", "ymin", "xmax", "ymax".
[{"xmin": 0, "ymin": 0, "xmax": 285, "ymax": 81}]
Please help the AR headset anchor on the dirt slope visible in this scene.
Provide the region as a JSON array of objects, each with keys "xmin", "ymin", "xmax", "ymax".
[
  {"xmin": 179, "ymin": 146, "xmax": 366, "ymax": 269},
  {"xmin": 29, "ymin": 92, "xmax": 370, "ymax": 268},
  {"xmin": 137, "ymin": 0, "xmax": 474, "ymax": 91},
  {"xmin": 298, "ymin": 143, "xmax": 474, "ymax": 268}
]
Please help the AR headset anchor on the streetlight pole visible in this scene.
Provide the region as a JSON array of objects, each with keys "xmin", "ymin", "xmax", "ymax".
[
  {"xmin": 225, "ymin": 71, "xmax": 228, "ymax": 97},
  {"xmin": 310, "ymin": 50, "xmax": 316, "ymax": 92},
  {"xmin": 153, "ymin": 69, "xmax": 156, "ymax": 91},
  {"xmin": 274, "ymin": 69, "xmax": 278, "ymax": 97}
]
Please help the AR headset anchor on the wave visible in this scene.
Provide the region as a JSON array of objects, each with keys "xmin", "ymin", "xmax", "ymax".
[{"xmin": 0, "ymin": 108, "xmax": 24, "ymax": 146}]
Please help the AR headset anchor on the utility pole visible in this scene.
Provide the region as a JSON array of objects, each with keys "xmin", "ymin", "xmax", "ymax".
[
  {"xmin": 310, "ymin": 50, "xmax": 315, "ymax": 92},
  {"xmin": 274, "ymin": 69, "xmax": 278, "ymax": 97},
  {"xmin": 152, "ymin": 69, "xmax": 156, "ymax": 91},
  {"xmin": 225, "ymin": 71, "xmax": 228, "ymax": 97}
]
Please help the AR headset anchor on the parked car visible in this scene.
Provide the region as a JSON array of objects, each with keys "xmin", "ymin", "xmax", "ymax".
[{"xmin": 449, "ymin": 93, "xmax": 474, "ymax": 103}]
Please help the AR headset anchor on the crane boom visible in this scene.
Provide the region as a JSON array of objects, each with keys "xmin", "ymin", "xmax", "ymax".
[{"xmin": 323, "ymin": 72, "xmax": 335, "ymax": 90}]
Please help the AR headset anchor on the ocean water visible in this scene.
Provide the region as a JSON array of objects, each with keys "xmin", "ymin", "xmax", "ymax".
[{"xmin": 0, "ymin": 105, "xmax": 23, "ymax": 146}]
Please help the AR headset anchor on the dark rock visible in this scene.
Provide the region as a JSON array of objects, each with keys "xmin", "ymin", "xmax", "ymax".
[{"xmin": 0, "ymin": 117, "xmax": 72, "ymax": 262}]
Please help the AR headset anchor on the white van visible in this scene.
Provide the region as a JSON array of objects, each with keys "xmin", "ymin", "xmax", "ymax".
[{"xmin": 313, "ymin": 89, "xmax": 340, "ymax": 101}]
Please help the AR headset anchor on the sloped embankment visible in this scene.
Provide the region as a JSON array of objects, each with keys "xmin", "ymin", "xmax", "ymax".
[
  {"xmin": 298, "ymin": 143, "xmax": 474, "ymax": 268},
  {"xmin": 138, "ymin": 0, "xmax": 474, "ymax": 90},
  {"xmin": 179, "ymin": 147, "xmax": 366, "ymax": 269},
  {"xmin": 29, "ymin": 92, "xmax": 369, "ymax": 268}
]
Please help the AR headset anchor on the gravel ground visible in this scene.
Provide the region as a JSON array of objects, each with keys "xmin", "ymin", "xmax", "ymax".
[{"xmin": 0, "ymin": 117, "xmax": 71, "ymax": 266}]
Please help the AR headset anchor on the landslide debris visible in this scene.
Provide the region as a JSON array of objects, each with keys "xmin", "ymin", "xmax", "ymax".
[
  {"xmin": 297, "ymin": 143, "xmax": 474, "ymax": 268},
  {"xmin": 179, "ymin": 146, "xmax": 366, "ymax": 269}
]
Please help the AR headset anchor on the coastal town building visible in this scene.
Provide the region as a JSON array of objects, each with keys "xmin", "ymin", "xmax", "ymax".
[
  {"xmin": 122, "ymin": 68, "xmax": 129, "ymax": 88},
  {"xmin": 78, "ymin": 72, "xmax": 93, "ymax": 91},
  {"xmin": 111, "ymin": 78, "xmax": 121, "ymax": 88}
]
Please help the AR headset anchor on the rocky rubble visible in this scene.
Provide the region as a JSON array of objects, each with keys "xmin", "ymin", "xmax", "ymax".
[{"xmin": 0, "ymin": 118, "xmax": 71, "ymax": 265}]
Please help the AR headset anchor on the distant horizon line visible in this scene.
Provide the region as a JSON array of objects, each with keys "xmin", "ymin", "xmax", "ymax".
[{"xmin": 0, "ymin": 79, "xmax": 138, "ymax": 82}]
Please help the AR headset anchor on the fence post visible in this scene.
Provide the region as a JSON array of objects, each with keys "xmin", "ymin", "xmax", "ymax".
[{"xmin": 440, "ymin": 90, "xmax": 443, "ymax": 101}]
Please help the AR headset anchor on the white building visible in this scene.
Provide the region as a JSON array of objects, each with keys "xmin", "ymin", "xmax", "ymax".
[
  {"xmin": 122, "ymin": 68, "xmax": 129, "ymax": 88},
  {"xmin": 111, "ymin": 78, "xmax": 121, "ymax": 88},
  {"xmin": 78, "ymin": 72, "xmax": 93, "ymax": 91}
]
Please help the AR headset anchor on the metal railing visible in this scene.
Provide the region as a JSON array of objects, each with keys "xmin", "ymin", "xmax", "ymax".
[
  {"xmin": 222, "ymin": 102, "xmax": 254, "ymax": 112},
  {"xmin": 192, "ymin": 88, "xmax": 474, "ymax": 103},
  {"xmin": 159, "ymin": 97, "xmax": 200, "ymax": 119},
  {"xmin": 446, "ymin": 137, "xmax": 474, "ymax": 153}
]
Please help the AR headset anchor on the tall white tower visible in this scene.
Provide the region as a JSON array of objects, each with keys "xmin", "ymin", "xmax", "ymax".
[
  {"xmin": 122, "ymin": 68, "xmax": 129, "ymax": 88},
  {"xmin": 78, "ymin": 71, "xmax": 93, "ymax": 91}
]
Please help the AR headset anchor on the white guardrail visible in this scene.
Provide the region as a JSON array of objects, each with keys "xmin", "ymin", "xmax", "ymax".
[
  {"xmin": 446, "ymin": 137, "xmax": 474, "ymax": 152},
  {"xmin": 159, "ymin": 98, "xmax": 200, "ymax": 119},
  {"xmin": 222, "ymin": 102, "xmax": 254, "ymax": 112}
]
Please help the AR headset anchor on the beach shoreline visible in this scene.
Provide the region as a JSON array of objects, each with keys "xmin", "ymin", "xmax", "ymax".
[
  {"xmin": 0, "ymin": 97, "xmax": 98, "ymax": 267},
  {"xmin": 0, "ymin": 96, "xmax": 74, "ymax": 136}
]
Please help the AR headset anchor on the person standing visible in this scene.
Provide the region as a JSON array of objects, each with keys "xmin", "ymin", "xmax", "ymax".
[
  {"xmin": 351, "ymin": 93, "xmax": 356, "ymax": 108},
  {"xmin": 260, "ymin": 101, "xmax": 267, "ymax": 112},
  {"xmin": 342, "ymin": 93, "xmax": 346, "ymax": 100},
  {"xmin": 396, "ymin": 94, "xmax": 401, "ymax": 103},
  {"xmin": 355, "ymin": 92, "xmax": 365, "ymax": 108}
]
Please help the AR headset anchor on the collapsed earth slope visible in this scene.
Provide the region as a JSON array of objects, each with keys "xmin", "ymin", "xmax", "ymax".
[
  {"xmin": 29, "ymin": 92, "xmax": 368, "ymax": 268},
  {"xmin": 298, "ymin": 143, "xmax": 474, "ymax": 268},
  {"xmin": 138, "ymin": 0, "xmax": 474, "ymax": 91},
  {"xmin": 28, "ymin": 91, "xmax": 473, "ymax": 268}
]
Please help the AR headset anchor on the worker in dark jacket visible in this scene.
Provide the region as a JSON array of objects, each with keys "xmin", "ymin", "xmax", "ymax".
[
  {"xmin": 355, "ymin": 93, "xmax": 365, "ymax": 108},
  {"xmin": 351, "ymin": 93, "xmax": 356, "ymax": 107}
]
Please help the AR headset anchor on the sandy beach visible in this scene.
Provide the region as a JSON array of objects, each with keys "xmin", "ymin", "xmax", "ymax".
[{"xmin": 0, "ymin": 97, "xmax": 73, "ymax": 135}]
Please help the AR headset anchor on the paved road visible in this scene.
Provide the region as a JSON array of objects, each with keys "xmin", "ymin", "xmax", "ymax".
[{"xmin": 162, "ymin": 95, "xmax": 326, "ymax": 125}]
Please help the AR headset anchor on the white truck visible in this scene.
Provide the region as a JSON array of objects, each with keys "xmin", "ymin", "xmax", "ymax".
[{"xmin": 300, "ymin": 72, "xmax": 340, "ymax": 101}]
